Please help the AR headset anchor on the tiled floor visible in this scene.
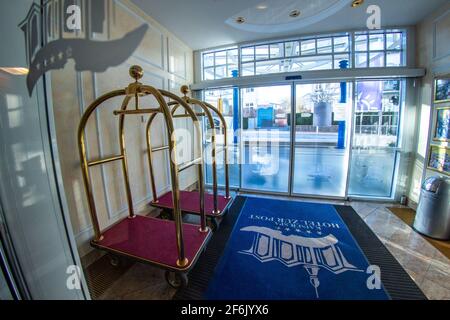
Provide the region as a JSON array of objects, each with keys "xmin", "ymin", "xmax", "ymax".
[
  {"xmin": 350, "ymin": 201, "xmax": 450, "ymax": 300},
  {"xmin": 96, "ymin": 197, "xmax": 450, "ymax": 300}
]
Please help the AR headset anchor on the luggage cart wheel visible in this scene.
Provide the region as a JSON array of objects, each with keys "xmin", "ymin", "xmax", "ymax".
[
  {"xmin": 109, "ymin": 254, "xmax": 121, "ymax": 267},
  {"xmin": 159, "ymin": 209, "xmax": 173, "ymax": 220},
  {"xmin": 165, "ymin": 271, "xmax": 188, "ymax": 289}
]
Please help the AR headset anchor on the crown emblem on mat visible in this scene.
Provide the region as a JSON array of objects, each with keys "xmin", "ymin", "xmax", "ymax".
[{"xmin": 239, "ymin": 226, "xmax": 363, "ymax": 298}]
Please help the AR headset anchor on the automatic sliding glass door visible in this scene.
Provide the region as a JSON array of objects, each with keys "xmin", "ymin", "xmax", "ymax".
[
  {"xmin": 348, "ymin": 80, "xmax": 403, "ymax": 197},
  {"xmin": 202, "ymin": 78, "xmax": 403, "ymax": 200},
  {"xmin": 240, "ymin": 85, "xmax": 291, "ymax": 193},
  {"xmin": 292, "ymin": 82, "xmax": 353, "ymax": 197}
]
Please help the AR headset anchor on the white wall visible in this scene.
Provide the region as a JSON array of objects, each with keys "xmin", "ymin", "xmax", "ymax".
[{"xmin": 407, "ymin": 2, "xmax": 450, "ymax": 204}]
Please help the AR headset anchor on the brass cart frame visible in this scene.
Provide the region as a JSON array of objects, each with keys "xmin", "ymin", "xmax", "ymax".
[{"xmin": 77, "ymin": 66, "xmax": 211, "ymax": 287}]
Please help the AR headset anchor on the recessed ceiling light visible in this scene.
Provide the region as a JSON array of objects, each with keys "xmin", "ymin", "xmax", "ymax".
[
  {"xmin": 256, "ymin": 4, "xmax": 268, "ymax": 10},
  {"xmin": 289, "ymin": 10, "xmax": 301, "ymax": 18},
  {"xmin": 351, "ymin": 0, "xmax": 364, "ymax": 8},
  {"xmin": 235, "ymin": 16, "xmax": 245, "ymax": 24}
]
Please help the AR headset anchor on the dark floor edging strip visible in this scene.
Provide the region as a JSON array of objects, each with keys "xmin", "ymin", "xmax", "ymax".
[{"xmin": 334, "ymin": 205, "xmax": 426, "ymax": 300}]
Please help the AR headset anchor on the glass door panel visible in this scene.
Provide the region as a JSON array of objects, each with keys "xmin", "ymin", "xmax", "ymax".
[
  {"xmin": 203, "ymin": 88, "xmax": 240, "ymax": 188},
  {"xmin": 293, "ymin": 82, "xmax": 352, "ymax": 197},
  {"xmin": 241, "ymin": 85, "xmax": 291, "ymax": 192},
  {"xmin": 348, "ymin": 80, "xmax": 402, "ymax": 197}
]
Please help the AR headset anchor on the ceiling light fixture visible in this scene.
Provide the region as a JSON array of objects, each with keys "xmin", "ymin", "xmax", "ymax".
[
  {"xmin": 0, "ymin": 67, "xmax": 29, "ymax": 75},
  {"xmin": 256, "ymin": 4, "xmax": 268, "ymax": 10},
  {"xmin": 235, "ymin": 16, "xmax": 245, "ymax": 24},
  {"xmin": 289, "ymin": 10, "xmax": 301, "ymax": 18},
  {"xmin": 351, "ymin": 0, "xmax": 364, "ymax": 8}
]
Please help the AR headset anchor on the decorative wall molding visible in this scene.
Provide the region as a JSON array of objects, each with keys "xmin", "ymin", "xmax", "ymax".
[
  {"xmin": 167, "ymin": 37, "xmax": 188, "ymax": 80},
  {"xmin": 432, "ymin": 9, "xmax": 450, "ymax": 61},
  {"xmin": 432, "ymin": 62, "xmax": 450, "ymax": 76},
  {"xmin": 115, "ymin": 0, "xmax": 165, "ymax": 70},
  {"xmin": 91, "ymin": 71, "xmax": 114, "ymax": 220},
  {"xmin": 91, "ymin": 63, "xmax": 163, "ymax": 222}
]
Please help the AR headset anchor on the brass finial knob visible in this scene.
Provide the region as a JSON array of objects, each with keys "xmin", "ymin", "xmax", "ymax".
[
  {"xmin": 129, "ymin": 65, "xmax": 143, "ymax": 81},
  {"xmin": 180, "ymin": 85, "xmax": 189, "ymax": 96}
]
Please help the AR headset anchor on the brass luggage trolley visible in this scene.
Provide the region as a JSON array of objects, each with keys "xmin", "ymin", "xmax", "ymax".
[
  {"xmin": 146, "ymin": 86, "xmax": 234, "ymax": 229},
  {"xmin": 78, "ymin": 66, "xmax": 211, "ymax": 288}
]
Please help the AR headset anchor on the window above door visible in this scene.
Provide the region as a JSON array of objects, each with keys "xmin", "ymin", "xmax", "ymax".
[{"xmin": 200, "ymin": 29, "xmax": 407, "ymax": 81}]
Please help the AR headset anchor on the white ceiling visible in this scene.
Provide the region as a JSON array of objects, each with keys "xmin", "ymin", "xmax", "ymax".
[{"xmin": 132, "ymin": 0, "xmax": 448, "ymax": 50}]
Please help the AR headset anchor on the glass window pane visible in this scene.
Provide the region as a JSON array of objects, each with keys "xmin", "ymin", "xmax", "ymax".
[
  {"xmin": 289, "ymin": 56, "xmax": 333, "ymax": 71},
  {"xmin": 289, "ymin": 57, "xmax": 312, "ymax": 71},
  {"xmin": 241, "ymin": 62, "xmax": 255, "ymax": 76},
  {"xmin": 255, "ymin": 45, "xmax": 269, "ymax": 60},
  {"xmin": 355, "ymin": 34, "xmax": 368, "ymax": 51},
  {"xmin": 386, "ymin": 33, "xmax": 402, "ymax": 50},
  {"xmin": 355, "ymin": 52, "xmax": 368, "ymax": 68},
  {"xmin": 301, "ymin": 39, "xmax": 316, "ymax": 55},
  {"xmin": 204, "ymin": 67, "xmax": 214, "ymax": 80},
  {"xmin": 334, "ymin": 36, "xmax": 349, "ymax": 52},
  {"xmin": 270, "ymin": 43, "xmax": 284, "ymax": 58},
  {"xmin": 214, "ymin": 50, "xmax": 226, "ymax": 65},
  {"xmin": 349, "ymin": 150, "xmax": 397, "ymax": 197},
  {"xmin": 255, "ymin": 60, "xmax": 281, "ymax": 75},
  {"xmin": 227, "ymin": 49, "xmax": 238, "ymax": 65},
  {"xmin": 309, "ymin": 55, "xmax": 332, "ymax": 70},
  {"xmin": 386, "ymin": 51, "xmax": 402, "ymax": 67},
  {"xmin": 285, "ymin": 41, "xmax": 300, "ymax": 57},
  {"xmin": 293, "ymin": 82, "xmax": 352, "ymax": 197},
  {"xmin": 241, "ymin": 47, "xmax": 255, "ymax": 62},
  {"xmin": 369, "ymin": 33, "xmax": 384, "ymax": 51},
  {"xmin": 215, "ymin": 65, "xmax": 226, "ymax": 79},
  {"xmin": 334, "ymin": 54, "xmax": 350, "ymax": 69},
  {"xmin": 349, "ymin": 80, "xmax": 403, "ymax": 197},
  {"xmin": 241, "ymin": 85, "xmax": 292, "ymax": 193},
  {"xmin": 317, "ymin": 38, "xmax": 332, "ymax": 53},
  {"xmin": 203, "ymin": 52, "xmax": 214, "ymax": 67},
  {"xmin": 369, "ymin": 52, "xmax": 385, "ymax": 67}
]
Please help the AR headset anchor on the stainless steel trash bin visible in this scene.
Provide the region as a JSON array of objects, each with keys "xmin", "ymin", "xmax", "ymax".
[{"xmin": 413, "ymin": 176, "xmax": 450, "ymax": 240}]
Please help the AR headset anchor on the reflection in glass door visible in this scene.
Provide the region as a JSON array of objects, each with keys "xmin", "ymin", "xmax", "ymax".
[
  {"xmin": 241, "ymin": 85, "xmax": 291, "ymax": 193},
  {"xmin": 292, "ymin": 82, "xmax": 353, "ymax": 197},
  {"xmin": 348, "ymin": 80, "xmax": 403, "ymax": 197},
  {"xmin": 203, "ymin": 88, "xmax": 240, "ymax": 188}
]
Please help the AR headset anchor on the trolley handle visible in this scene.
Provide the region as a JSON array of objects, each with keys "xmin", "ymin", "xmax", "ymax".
[
  {"xmin": 178, "ymin": 157, "xmax": 202, "ymax": 173},
  {"xmin": 87, "ymin": 155, "xmax": 124, "ymax": 167},
  {"xmin": 151, "ymin": 145, "xmax": 169, "ymax": 153}
]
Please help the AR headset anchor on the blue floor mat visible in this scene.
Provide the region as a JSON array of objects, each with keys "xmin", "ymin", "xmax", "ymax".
[{"xmin": 205, "ymin": 196, "xmax": 389, "ymax": 300}]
